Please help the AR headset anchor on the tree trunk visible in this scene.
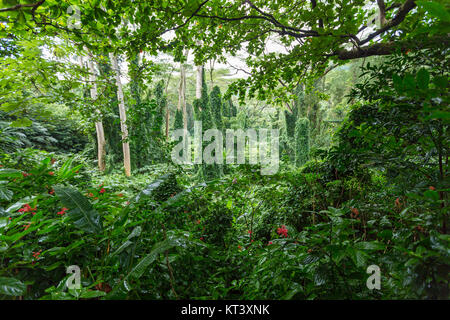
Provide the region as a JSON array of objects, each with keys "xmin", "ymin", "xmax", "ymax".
[
  {"xmin": 196, "ymin": 65, "xmax": 203, "ymax": 100},
  {"xmin": 179, "ymin": 61, "xmax": 188, "ymax": 132},
  {"xmin": 164, "ymin": 65, "xmax": 173, "ymax": 141},
  {"xmin": 85, "ymin": 54, "xmax": 106, "ymax": 172},
  {"xmin": 109, "ymin": 53, "xmax": 131, "ymax": 176}
]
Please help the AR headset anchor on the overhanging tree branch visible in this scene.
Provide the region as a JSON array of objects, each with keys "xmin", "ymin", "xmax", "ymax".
[
  {"xmin": 336, "ymin": 35, "xmax": 448, "ymax": 60},
  {"xmin": 0, "ymin": 0, "xmax": 45, "ymax": 13},
  {"xmin": 359, "ymin": 0, "xmax": 416, "ymax": 45}
]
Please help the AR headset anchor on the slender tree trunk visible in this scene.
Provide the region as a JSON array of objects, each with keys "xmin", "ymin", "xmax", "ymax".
[
  {"xmin": 178, "ymin": 57, "xmax": 189, "ymax": 160},
  {"xmin": 179, "ymin": 60, "xmax": 187, "ymax": 132},
  {"xmin": 109, "ymin": 53, "xmax": 131, "ymax": 176},
  {"xmin": 85, "ymin": 53, "xmax": 106, "ymax": 172},
  {"xmin": 177, "ymin": 64, "xmax": 184, "ymax": 112},
  {"xmin": 196, "ymin": 65, "xmax": 203, "ymax": 100},
  {"xmin": 209, "ymin": 59, "xmax": 215, "ymax": 88},
  {"xmin": 165, "ymin": 103, "xmax": 170, "ymax": 140},
  {"xmin": 164, "ymin": 66, "xmax": 173, "ymax": 141}
]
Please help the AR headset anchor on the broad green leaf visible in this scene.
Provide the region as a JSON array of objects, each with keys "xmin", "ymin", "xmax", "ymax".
[
  {"xmin": 0, "ymin": 185, "xmax": 13, "ymax": 201},
  {"xmin": 0, "ymin": 168, "xmax": 23, "ymax": 179},
  {"xmin": 54, "ymin": 185, "xmax": 103, "ymax": 234},
  {"xmin": 80, "ymin": 290, "xmax": 106, "ymax": 299},
  {"xmin": 0, "ymin": 277, "xmax": 26, "ymax": 296},
  {"xmin": 128, "ymin": 238, "xmax": 179, "ymax": 279},
  {"xmin": 110, "ymin": 240, "xmax": 133, "ymax": 257},
  {"xmin": 417, "ymin": 1, "xmax": 450, "ymax": 22}
]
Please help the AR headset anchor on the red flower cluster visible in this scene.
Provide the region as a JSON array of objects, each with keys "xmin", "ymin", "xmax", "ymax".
[
  {"xmin": 32, "ymin": 250, "xmax": 42, "ymax": 259},
  {"xmin": 18, "ymin": 204, "xmax": 37, "ymax": 215},
  {"xmin": 99, "ymin": 188, "xmax": 106, "ymax": 194},
  {"xmin": 277, "ymin": 225, "xmax": 288, "ymax": 237},
  {"xmin": 22, "ymin": 172, "xmax": 31, "ymax": 177},
  {"xmin": 48, "ymin": 171, "xmax": 54, "ymax": 176},
  {"xmin": 57, "ymin": 207, "xmax": 68, "ymax": 216}
]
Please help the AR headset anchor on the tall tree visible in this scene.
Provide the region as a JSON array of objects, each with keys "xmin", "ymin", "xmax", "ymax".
[
  {"xmin": 196, "ymin": 65, "xmax": 203, "ymax": 100},
  {"xmin": 109, "ymin": 53, "xmax": 131, "ymax": 177},
  {"xmin": 210, "ymin": 86, "xmax": 223, "ymax": 130},
  {"xmin": 178, "ymin": 56, "xmax": 188, "ymax": 133},
  {"xmin": 85, "ymin": 53, "xmax": 106, "ymax": 172}
]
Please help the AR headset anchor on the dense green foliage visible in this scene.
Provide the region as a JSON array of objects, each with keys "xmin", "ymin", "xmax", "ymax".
[
  {"xmin": 295, "ymin": 118, "xmax": 310, "ymax": 167},
  {"xmin": 0, "ymin": 0, "xmax": 448, "ymax": 301}
]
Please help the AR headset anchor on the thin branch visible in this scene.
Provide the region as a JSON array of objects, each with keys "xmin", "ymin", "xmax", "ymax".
[
  {"xmin": 360, "ymin": 0, "xmax": 416, "ymax": 46},
  {"xmin": 0, "ymin": 1, "xmax": 44, "ymax": 13}
]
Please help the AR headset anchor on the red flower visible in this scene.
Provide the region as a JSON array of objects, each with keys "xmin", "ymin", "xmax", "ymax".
[
  {"xmin": 268, "ymin": 241, "xmax": 273, "ymax": 245},
  {"xmin": 49, "ymin": 189, "xmax": 55, "ymax": 195},
  {"xmin": 429, "ymin": 186, "xmax": 436, "ymax": 191},
  {"xmin": 247, "ymin": 230, "xmax": 252, "ymax": 234},
  {"xmin": 57, "ymin": 207, "xmax": 68, "ymax": 216},
  {"xmin": 22, "ymin": 172, "xmax": 31, "ymax": 177},
  {"xmin": 238, "ymin": 245, "xmax": 242, "ymax": 250},
  {"xmin": 276, "ymin": 225, "xmax": 288, "ymax": 238},
  {"xmin": 88, "ymin": 192, "xmax": 94, "ymax": 197},
  {"xmin": 200, "ymin": 237, "xmax": 204, "ymax": 241},
  {"xmin": 18, "ymin": 204, "xmax": 36, "ymax": 214},
  {"xmin": 99, "ymin": 188, "xmax": 106, "ymax": 194},
  {"xmin": 48, "ymin": 171, "xmax": 54, "ymax": 176},
  {"xmin": 32, "ymin": 250, "xmax": 42, "ymax": 259}
]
